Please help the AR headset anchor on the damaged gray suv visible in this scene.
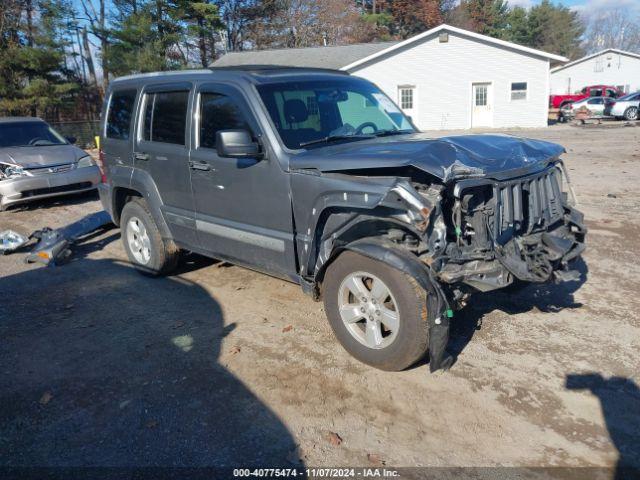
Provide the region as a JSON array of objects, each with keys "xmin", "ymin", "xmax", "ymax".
[{"xmin": 98, "ymin": 67, "xmax": 586, "ymax": 372}]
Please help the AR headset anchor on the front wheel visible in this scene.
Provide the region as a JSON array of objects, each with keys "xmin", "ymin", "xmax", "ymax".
[{"xmin": 323, "ymin": 251, "xmax": 429, "ymax": 371}]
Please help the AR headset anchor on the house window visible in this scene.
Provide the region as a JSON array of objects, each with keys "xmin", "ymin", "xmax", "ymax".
[
  {"xmin": 475, "ymin": 85, "xmax": 487, "ymax": 106},
  {"xmin": 306, "ymin": 96, "xmax": 319, "ymax": 115},
  {"xmin": 594, "ymin": 59, "xmax": 604, "ymax": 72},
  {"xmin": 398, "ymin": 87, "xmax": 414, "ymax": 110},
  {"xmin": 510, "ymin": 82, "xmax": 527, "ymax": 101}
]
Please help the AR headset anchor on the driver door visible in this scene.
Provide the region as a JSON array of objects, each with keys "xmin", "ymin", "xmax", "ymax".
[{"xmin": 188, "ymin": 83, "xmax": 296, "ymax": 278}]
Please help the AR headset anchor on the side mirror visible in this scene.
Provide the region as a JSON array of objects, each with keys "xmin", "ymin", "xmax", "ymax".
[
  {"xmin": 66, "ymin": 136, "xmax": 77, "ymax": 144},
  {"xmin": 216, "ymin": 130, "xmax": 262, "ymax": 159}
]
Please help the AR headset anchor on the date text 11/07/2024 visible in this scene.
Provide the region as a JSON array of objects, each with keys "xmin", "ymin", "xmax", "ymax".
[{"xmin": 233, "ymin": 468, "xmax": 400, "ymax": 478}]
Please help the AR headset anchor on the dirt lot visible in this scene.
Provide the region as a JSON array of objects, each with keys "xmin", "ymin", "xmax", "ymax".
[{"xmin": 1, "ymin": 124, "xmax": 639, "ymax": 472}]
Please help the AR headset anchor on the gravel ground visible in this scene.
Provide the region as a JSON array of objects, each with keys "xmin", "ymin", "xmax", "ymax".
[{"xmin": 1, "ymin": 124, "xmax": 639, "ymax": 472}]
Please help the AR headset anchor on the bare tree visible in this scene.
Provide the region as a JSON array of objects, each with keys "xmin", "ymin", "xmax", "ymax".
[
  {"xmin": 80, "ymin": 0, "xmax": 109, "ymax": 90},
  {"xmin": 582, "ymin": 7, "xmax": 640, "ymax": 54},
  {"xmin": 247, "ymin": 0, "xmax": 368, "ymax": 49}
]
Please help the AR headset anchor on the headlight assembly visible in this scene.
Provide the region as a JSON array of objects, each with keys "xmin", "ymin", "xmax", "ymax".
[{"xmin": 77, "ymin": 155, "xmax": 96, "ymax": 168}]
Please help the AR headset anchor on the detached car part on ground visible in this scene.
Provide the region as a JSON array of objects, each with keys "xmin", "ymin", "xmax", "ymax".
[
  {"xmin": 0, "ymin": 117, "xmax": 101, "ymax": 211},
  {"xmin": 0, "ymin": 211, "xmax": 112, "ymax": 265},
  {"xmin": 98, "ymin": 67, "xmax": 586, "ymax": 373}
]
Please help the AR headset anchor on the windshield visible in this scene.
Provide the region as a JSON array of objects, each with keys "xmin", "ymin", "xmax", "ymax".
[
  {"xmin": 257, "ymin": 77, "xmax": 415, "ymax": 149},
  {"xmin": 0, "ymin": 121, "xmax": 68, "ymax": 148}
]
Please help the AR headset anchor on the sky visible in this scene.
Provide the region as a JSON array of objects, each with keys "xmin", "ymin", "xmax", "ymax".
[{"xmin": 508, "ymin": 0, "xmax": 640, "ymax": 14}]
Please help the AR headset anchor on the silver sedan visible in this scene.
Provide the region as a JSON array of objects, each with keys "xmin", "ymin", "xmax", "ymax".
[{"xmin": 0, "ymin": 117, "xmax": 101, "ymax": 211}]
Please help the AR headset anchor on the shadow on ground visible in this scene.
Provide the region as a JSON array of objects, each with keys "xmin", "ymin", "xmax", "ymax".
[
  {"xmin": 0, "ymin": 255, "xmax": 299, "ymax": 467},
  {"xmin": 448, "ymin": 257, "xmax": 589, "ymax": 361},
  {"xmin": 566, "ymin": 373, "xmax": 640, "ymax": 480}
]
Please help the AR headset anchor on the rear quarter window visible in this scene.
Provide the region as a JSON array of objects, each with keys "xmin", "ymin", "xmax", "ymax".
[{"xmin": 106, "ymin": 89, "xmax": 137, "ymax": 140}]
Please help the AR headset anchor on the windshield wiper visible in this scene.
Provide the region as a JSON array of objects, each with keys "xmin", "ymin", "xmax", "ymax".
[
  {"xmin": 373, "ymin": 129, "xmax": 414, "ymax": 137},
  {"xmin": 299, "ymin": 134, "xmax": 374, "ymax": 148}
]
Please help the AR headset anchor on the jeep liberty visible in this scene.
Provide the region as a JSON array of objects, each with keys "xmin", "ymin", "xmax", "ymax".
[{"xmin": 98, "ymin": 67, "xmax": 586, "ymax": 372}]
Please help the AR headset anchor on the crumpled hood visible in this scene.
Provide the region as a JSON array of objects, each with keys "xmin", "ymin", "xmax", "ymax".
[
  {"xmin": 290, "ymin": 133, "xmax": 565, "ymax": 182},
  {"xmin": 0, "ymin": 145, "xmax": 87, "ymax": 169}
]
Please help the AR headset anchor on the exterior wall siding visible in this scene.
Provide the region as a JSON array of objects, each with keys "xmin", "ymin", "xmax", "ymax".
[
  {"xmin": 348, "ymin": 31, "xmax": 550, "ymax": 131},
  {"xmin": 550, "ymin": 51, "xmax": 640, "ymax": 95}
]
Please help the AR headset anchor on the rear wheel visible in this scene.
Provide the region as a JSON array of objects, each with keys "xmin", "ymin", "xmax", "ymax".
[
  {"xmin": 624, "ymin": 106, "xmax": 639, "ymax": 121},
  {"xmin": 323, "ymin": 251, "xmax": 429, "ymax": 371},
  {"xmin": 120, "ymin": 198, "xmax": 179, "ymax": 275}
]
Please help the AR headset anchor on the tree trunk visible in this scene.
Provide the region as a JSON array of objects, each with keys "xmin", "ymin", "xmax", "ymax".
[
  {"xmin": 100, "ymin": 0, "xmax": 109, "ymax": 91},
  {"xmin": 198, "ymin": 17, "xmax": 208, "ymax": 67},
  {"xmin": 82, "ymin": 28, "xmax": 98, "ymax": 85},
  {"xmin": 25, "ymin": 0, "xmax": 34, "ymax": 47}
]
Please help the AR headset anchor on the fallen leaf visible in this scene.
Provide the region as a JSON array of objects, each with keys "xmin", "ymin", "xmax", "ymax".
[
  {"xmin": 367, "ymin": 453, "xmax": 385, "ymax": 466},
  {"xmin": 39, "ymin": 391, "xmax": 53, "ymax": 405},
  {"xmin": 326, "ymin": 431, "xmax": 342, "ymax": 446},
  {"xmin": 282, "ymin": 325, "xmax": 293, "ymax": 333},
  {"xmin": 146, "ymin": 420, "xmax": 158, "ymax": 429},
  {"xmin": 229, "ymin": 346, "xmax": 241, "ymax": 355}
]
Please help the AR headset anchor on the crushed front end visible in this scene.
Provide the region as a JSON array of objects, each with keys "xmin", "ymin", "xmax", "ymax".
[{"xmin": 411, "ymin": 161, "xmax": 586, "ymax": 300}]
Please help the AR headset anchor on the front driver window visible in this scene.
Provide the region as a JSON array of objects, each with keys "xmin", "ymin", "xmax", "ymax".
[{"xmin": 199, "ymin": 92, "xmax": 250, "ymax": 149}]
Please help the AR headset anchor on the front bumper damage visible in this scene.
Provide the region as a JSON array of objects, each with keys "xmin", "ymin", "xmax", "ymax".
[
  {"xmin": 435, "ymin": 163, "xmax": 586, "ymax": 293},
  {"xmin": 339, "ymin": 163, "xmax": 585, "ymax": 372},
  {"xmin": 0, "ymin": 162, "xmax": 101, "ymax": 210}
]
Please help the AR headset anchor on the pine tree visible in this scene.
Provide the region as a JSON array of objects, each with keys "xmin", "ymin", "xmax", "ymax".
[
  {"xmin": 0, "ymin": 0, "xmax": 78, "ymax": 117},
  {"xmin": 527, "ymin": 0, "xmax": 583, "ymax": 59}
]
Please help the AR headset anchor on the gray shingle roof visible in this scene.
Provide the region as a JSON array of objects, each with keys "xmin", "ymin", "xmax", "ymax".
[{"xmin": 212, "ymin": 42, "xmax": 399, "ymax": 70}]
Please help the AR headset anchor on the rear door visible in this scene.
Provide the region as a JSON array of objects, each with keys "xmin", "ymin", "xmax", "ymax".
[
  {"xmin": 188, "ymin": 82, "xmax": 296, "ymax": 278},
  {"xmin": 133, "ymin": 83, "xmax": 197, "ymax": 246}
]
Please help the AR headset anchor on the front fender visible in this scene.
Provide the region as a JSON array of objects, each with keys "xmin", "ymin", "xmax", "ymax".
[{"xmin": 338, "ymin": 238, "xmax": 454, "ymax": 372}]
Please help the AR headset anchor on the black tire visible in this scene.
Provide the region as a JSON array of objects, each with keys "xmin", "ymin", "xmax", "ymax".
[
  {"xmin": 323, "ymin": 251, "xmax": 429, "ymax": 371},
  {"xmin": 624, "ymin": 106, "xmax": 638, "ymax": 121},
  {"xmin": 120, "ymin": 198, "xmax": 179, "ymax": 276},
  {"xmin": 558, "ymin": 110, "xmax": 567, "ymax": 123}
]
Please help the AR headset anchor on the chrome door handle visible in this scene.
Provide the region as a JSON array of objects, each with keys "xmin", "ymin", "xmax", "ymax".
[
  {"xmin": 189, "ymin": 161, "xmax": 211, "ymax": 171},
  {"xmin": 133, "ymin": 152, "xmax": 150, "ymax": 161}
]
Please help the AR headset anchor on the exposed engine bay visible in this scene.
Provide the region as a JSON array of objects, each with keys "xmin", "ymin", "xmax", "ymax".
[{"xmin": 412, "ymin": 161, "xmax": 586, "ymax": 299}]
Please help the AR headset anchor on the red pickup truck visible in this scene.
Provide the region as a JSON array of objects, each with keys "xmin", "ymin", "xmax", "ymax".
[{"xmin": 549, "ymin": 85, "xmax": 624, "ymax": 109}]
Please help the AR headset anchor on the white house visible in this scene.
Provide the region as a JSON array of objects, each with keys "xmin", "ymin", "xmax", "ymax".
[
  {"xmin": 550, "ymin": 49, "xmax": 640, "ymax": 96},
  {"xmin": 213, "ymin": 24, "xmax": 567, "ymax": 130}
]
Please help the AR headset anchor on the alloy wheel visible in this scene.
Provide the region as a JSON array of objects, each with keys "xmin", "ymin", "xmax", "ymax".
[{"xmin": 338, "ymin": 271, "xmax": 400, "ymax": 349}]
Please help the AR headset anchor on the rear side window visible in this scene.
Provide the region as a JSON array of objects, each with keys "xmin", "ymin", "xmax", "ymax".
[
  {"xmin": 199, "ymin": 93, "xmax": 249, "ymax": 149},
  {"xmin": 106, "ymin": 89, "xmax": 137, "ymax": 140},
  {"xmin": 142, "ymin": 91, "xmax": 189, "ymax": 145}
]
